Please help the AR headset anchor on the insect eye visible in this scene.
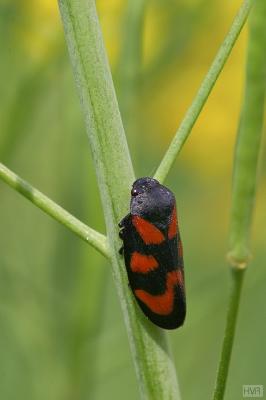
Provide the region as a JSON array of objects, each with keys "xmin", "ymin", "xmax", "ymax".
[{"xmin": 131, "ymin": 189, "xmax": 139, "ymax": 197}]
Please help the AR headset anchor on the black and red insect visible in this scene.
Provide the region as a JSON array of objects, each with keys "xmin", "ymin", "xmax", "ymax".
[{"xmin": 119, "ymin": 177, "xmax": 186, "ymax": 330}]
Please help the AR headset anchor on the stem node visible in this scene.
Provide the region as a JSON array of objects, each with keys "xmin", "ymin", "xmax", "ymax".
[{"xmin": 226, "ymin": 251, "xmax": 252, "ymax": 270}]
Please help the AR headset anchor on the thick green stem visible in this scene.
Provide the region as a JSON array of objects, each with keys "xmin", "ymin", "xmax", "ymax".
[
  {"xmin": 228, "ymin": 0, "xmax": 266, "ymax": 268},
  {"xmin": 0, "ymin": 162, "xmax": 109, "ymax": 258},
  {"xmin": 154, "ymin": 0, "xmax": 254, "ymax": 183},
  {"xmin": 58, "ymin": 1, "xmax": 180, "ymax": 399},
  {"xmin": 213, "ymin": 2, "xmax": 266, "ymax": 399}
]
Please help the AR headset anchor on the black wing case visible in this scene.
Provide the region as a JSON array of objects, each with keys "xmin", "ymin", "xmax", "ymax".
[{"xmin": 120, "ymin": 209, "xmax": 186, "ymax": 330}]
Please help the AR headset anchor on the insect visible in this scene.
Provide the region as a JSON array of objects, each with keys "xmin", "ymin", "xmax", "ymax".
[{"xmin": 119, "ymin": 177, "xmax": 186, "ymax": 330}]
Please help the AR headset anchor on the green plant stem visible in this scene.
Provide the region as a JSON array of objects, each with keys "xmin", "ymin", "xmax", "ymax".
[
  {"xmin": 0, "ymin": 162, "xmax": 109, "ymax": 258},
  {"xmin": 213, "ymin": 269, "xmax": 245, "ymax": 400},
  {"xmin": 213, "ymin": 2, "xmax": 266, "ymax": 399},
  {"xmin": 228, "ymin": 0, "xmax": 266, "ymax": 267},
  {"xmin": 58, "ymin": 1, "xmax": 181, "ymax": 399},
  {"xmin": 154, "ymin": 0, "xmax": 254, "ymax": 183}
]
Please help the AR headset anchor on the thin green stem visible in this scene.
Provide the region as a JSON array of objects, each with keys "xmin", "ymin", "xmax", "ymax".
[
  {"xmin": 58, "ymin": 1, "xmax": 180, "ymax": 399},
  {"xmin": 154, "ymin": 0, "xmax": 254, "ymax": 183},
  {"xmin": 0, "ymin": 162, "xmax": 110, "ymax": 259},
  {"xmin": 213, "ymin": 2, "xmax": 266, "ymax": 399},
  {"xmin": 213, "ymin": 269, "xmax": 245, "ymax": 400}
]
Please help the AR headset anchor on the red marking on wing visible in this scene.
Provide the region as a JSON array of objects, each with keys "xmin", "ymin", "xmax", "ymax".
[
  {"xmin": 130, "ymin": 252, "xmax": 159, "ymax": 274},
  {"xmin": 134, "ymin": 270, "xmax": 182, "ymax": 315},
  {"xmin": 132, "ymin": 216, "xmax": 165, "ymax": 245},
  {"xmin": 168, "ymin": 205, "xmax": 177, "ymax": 239}
]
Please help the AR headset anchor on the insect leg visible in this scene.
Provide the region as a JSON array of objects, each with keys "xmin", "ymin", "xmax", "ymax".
[{"xmin": 118, "ymin": 214, "xmax": 130, "ymax": 228}]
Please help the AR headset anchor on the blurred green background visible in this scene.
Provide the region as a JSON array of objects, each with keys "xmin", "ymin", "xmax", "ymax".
[{"xmin": 0, "ymin": 1, "xmax": 265, "ymax": 399}]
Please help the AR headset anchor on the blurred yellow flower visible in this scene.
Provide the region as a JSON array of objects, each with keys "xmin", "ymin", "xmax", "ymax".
[{"xmin": 15, "ymin": 0, "xmax": 61, "ymax": 62}]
